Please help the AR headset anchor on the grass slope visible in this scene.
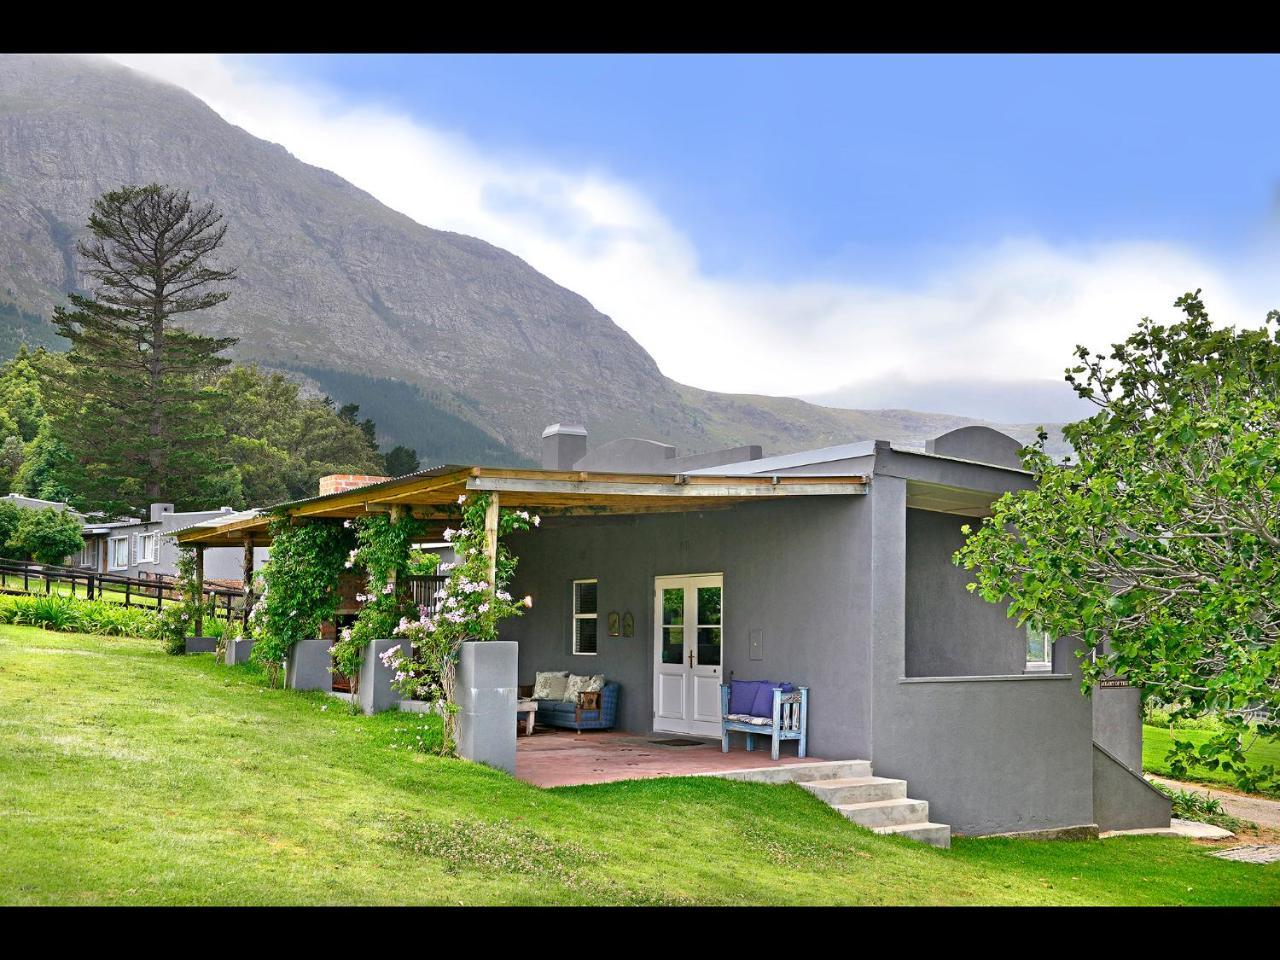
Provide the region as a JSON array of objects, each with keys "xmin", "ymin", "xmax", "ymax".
[
  {"xmin": 1, "ymin": 624, "xmax": 1276, "ymax": 906},
  {"xmin": 1143, "ymin": 724, "xmax": 1280, "ymax": 799}
]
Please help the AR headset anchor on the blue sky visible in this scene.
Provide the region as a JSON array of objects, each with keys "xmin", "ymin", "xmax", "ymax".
[
  {"xmin": 242, "ymin": 54, "xmax": 1280, "ymax": 283},
  {"xmin": 121, "ymin": 54, "xmax": 1280, "ymax": 423}
]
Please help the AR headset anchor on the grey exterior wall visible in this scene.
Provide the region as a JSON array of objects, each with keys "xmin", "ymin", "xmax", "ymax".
[
  {"xmin": 1091, "ymin": 685, "xmax": 1144, "ymax": 772},
  {"xmin": 868, "ymin": 471, "xmax": 1096, "ymax": 836},
  {"xmin": 904, "ymin": 508, "xmax": 1028, "ymax": 678},
  {"xmin": 501, "ymin": 496, "xmax": 875, "ymax": 760},
  {"xmin": 1093, "ymin": 743, "xmax": 1172, "ymax": 831}
]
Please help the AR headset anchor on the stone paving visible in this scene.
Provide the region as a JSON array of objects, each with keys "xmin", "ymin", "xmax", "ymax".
[
  {"xmin": 1211, "ymin": 844, "xmax": 1280, "ymax": 864},
  {"xmin": 515, "ymin": 729, "xmax": 819, "ymax": 787}
]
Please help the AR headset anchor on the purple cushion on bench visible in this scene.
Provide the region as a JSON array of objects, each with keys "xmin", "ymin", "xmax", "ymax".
[
  {"xmin": 729, "ymin": 679, "xmax": 765, "ymax": 715},
  {"xmin": 749, "ymin": 682, "xmax": 795, "ymax": 718}
]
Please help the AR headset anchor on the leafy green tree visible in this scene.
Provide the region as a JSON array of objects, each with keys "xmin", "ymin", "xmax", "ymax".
[
  {"xmin": 8, "ymin": 507, "xmax": 84, "ymax": 565},
  {"xmin": 42, "ymin": 184, "xmax": 237, "ymax": 516},
  {"xmin": 0, "ymin": 436, "xmax": 24, "ymax": 496},
  {"xmin": 337, "ymin": 401, "xmax": 377, "ymax": 448},
  {"xmin": 0, "ymin": 346, "xmax": 49, "ymax": 442},
  {"xmin": 956, "ymin": 291, "xmax": 1279, "ymax": 792},
  {"xmin": 213, "ymin": 365, "xmax": 384, "ymax": 507},
  {"xmin": 0, "ymin": 501, "xmax": 22, "ymax": 557},
  {"xmin": 13, "ymin": 423, "xmax": 78, "ymax": 505},
  {"xmin": 383, "ymin": 444, "xmax": 420, "ymax": 477}
]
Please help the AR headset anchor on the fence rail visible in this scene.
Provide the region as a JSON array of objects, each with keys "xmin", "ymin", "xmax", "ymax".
[{"xmin": 0, "ymin": 557, "xmax": 248, "ymax": 621}]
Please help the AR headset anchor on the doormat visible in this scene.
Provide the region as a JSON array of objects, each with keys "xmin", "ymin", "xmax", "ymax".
[{"xmin": 649, "ymin": 738, "xmax": 707, "ymax": 748}]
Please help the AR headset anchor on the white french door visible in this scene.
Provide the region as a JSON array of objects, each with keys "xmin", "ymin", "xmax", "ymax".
[{"xmin": 653, "ymin": 574, "xmax": 723, "ymax": 737}]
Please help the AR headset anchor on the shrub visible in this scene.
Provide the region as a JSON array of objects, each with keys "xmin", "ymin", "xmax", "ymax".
[{"xmin": 0, "ymin": 593, "xmax": 158, "ymax": 638}]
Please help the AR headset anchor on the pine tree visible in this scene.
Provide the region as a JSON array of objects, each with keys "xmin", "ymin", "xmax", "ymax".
[{"xmin": 43, "ymin": 185, "xmax": 238, "ymax": 516}]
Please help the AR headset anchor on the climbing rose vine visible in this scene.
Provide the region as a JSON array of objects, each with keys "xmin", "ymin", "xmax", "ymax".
[{"xmin": 384, "ymin": 493, "xmax": 536, "ymax": 754}]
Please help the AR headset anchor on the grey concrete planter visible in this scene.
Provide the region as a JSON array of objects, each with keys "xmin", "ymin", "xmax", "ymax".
[
  {"xmin": 225, "ymin": 637, "xmax": 255, "ymax": 666},
  {"xmin": 184, "ymin": 636, "xmax": 217, "ymax": 654},
  {"xmin": 357, "ymin": 638, "xmax": 411, "ymax": 715},
  {"xmin": 456, "ymin": 640, "xmax": 517, "ymax": 774},
  {"xmin": 399, "ymin": 699, "xmax": 447, "ymax": 715},
  {"xmin": 285, "ymin": 639, "xmax": 332, "ymax": 692}
]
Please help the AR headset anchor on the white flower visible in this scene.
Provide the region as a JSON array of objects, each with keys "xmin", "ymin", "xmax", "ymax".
[
  {"xmin": 442, "ymin": 528, "xmax": 456, "ymax": 541},
  {"xmin": 382, "ymin": 582, "xmax": 394, "ymax": 595},
  {"xmin": 457, "ymin": 494, "xmax": 467, "ymax": 505},
  {"xmin": 532, "ymin": 515, "xmax": 541, "ymax": 527},
  {"xmin": 522, "ymin": 595, "xmax": 534, "ymax": 608}
]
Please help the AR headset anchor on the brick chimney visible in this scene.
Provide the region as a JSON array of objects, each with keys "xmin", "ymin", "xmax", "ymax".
[
  {"xmin": 318, "ymin": 474, "xmax": 390, "ymax": 497},
  {"xmin": 541, "ymin": 423, "xmax": 587, "ymax": 470}
]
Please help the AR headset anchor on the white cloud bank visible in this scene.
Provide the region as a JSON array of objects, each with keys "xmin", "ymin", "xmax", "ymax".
[{"xmin": 109, "ymin": 54, "xmax": 1278, "ymax": 421}]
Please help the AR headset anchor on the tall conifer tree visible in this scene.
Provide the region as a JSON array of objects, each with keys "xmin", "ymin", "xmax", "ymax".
[{"xmin": 45, "ymin": 185, "xmax": 237, "ymax": 515}]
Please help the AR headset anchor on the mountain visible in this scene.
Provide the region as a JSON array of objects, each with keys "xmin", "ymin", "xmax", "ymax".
[{"xmin": 0, "ymin": 54, "xmax": 1069, "ymax": 465}]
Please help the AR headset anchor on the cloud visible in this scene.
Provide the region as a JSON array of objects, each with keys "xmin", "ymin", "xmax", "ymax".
[{"xmin": 108, "ymin": 54, "xmax": 1277, "ymax": 420}]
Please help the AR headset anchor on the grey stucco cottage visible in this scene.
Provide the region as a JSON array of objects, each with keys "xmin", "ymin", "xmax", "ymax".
[
  {"xmin": 502, "ymin": 423, "xmax": 1170, "ymax": 837},
  {"xmin": 178, "ymin": 421, "xmax": 1171, "ymax": 838}
]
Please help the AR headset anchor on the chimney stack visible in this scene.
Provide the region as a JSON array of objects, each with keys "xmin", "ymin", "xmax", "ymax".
[{"xmin": 541, "ymin": 423, "xmax": 587, "ymax": 470}]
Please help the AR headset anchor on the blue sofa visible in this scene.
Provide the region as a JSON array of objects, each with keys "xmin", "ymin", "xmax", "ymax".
[{"xmin": 532, "ymin": 681, "xmax": 620, "ymax": 732}]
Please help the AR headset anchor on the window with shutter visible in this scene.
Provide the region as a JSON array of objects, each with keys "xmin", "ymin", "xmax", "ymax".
[{"xmin": 572, "ymin": 579, "xmax": 598, "ymax": 655}]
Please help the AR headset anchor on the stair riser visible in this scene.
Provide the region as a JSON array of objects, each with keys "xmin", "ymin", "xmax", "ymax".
[
  {"xmin": 873, "ymin": 824, "xmax": 952, "ymax": 848},
  {"xmin": 714, "ymin": 760, "xmax": 871, "ymax": 784},
  {"xmin": 839, "ymin": 800, "xmax": 930, "ymax": 828},
  {"xmin": 802, "ymin": 780, "xmax": 907, "ymax": 805}
]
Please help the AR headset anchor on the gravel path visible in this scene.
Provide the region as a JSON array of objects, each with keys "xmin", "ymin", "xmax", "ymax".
[{"xmin": 1148, "ymin": 775, "xmax": 1280, "ymax": 831}]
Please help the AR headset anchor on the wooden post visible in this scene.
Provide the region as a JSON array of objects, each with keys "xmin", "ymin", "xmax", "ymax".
[
  {"xmin": 193, "ymin": 545, "xmax": 205, "ymax": 639},
  {"xmin": 484, "ymin": 493, "xmax": 499, "ymax": 589},
  {"xmin": 241, "ymin": 537, "xmax": 254, "ymax": 630},
  {"xmin": 388, "ymin": 505, "xmax": 405, "ymax": 598}
]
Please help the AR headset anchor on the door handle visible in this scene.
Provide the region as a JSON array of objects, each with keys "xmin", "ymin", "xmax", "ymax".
[{"xmin": 688, "ymin": 650, "xmax": 695, "ymax": 668}]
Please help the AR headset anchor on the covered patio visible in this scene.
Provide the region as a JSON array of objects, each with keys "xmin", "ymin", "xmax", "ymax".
[{"xmin": 516, "ymin": 729, "xmax": 824, "ymax": 788}]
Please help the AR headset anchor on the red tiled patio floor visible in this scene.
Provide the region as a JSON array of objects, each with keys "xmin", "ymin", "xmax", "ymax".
[{"xmin": 515, "ymin": 729, "xmax": 822, "ymax": 787}]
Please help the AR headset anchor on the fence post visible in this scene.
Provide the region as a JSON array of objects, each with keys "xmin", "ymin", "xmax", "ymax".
[
  {"xmin": 87, "ymin": 574, "xmax": 95, "ymax": 601},
  {"xmin": 124, "ymin": 580, "xmax": 131, "ymax": 608}
]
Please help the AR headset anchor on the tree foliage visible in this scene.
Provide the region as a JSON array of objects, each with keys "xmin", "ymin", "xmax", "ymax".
[
  {"xmin": 956, "ymin": 292, "xmax": 1280, "ymax": 791},
  {"xmin": 211, "ymin": 365, "xmax": 384, "ymax": 507},
  {"xmin": 6, "ymin": 506, "xmax": 84, "ymax": 565}
]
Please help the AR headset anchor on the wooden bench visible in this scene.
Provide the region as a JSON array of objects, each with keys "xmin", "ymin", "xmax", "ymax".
[{"xmin": 720, "ymin": 684, "xmax": 808, "ymax": 761}]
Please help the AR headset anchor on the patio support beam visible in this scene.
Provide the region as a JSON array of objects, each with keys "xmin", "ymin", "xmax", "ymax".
[
  {"xmin": 484, "ymin": 493, "xmax": 499, "ymax": 588},
  {"xmin": 388, "ymin": 504, "xmax": 405, "ymax": 595},
  {"xmin": 242, "ymin": 536, "xmax": 255, "ymax": 629},
  {"xmin": 193, "ymin": 544, "xmax": 205, "ymax": 638}
]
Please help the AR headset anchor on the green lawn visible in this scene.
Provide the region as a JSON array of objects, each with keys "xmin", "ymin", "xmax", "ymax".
[
  {"xmin": 1143, "ymin": 724, "xmax": 1280, "ymax": 798},
  {"xmin": 1, "ymin": 625, "xmax": 1277, "ymax": 906}
]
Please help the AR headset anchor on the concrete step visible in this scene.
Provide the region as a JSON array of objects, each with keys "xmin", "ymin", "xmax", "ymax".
[
  {"xmin": 872, "ymin": 821, "xmax": 952, "ymax": 849},
  {"xmin": 712, "ymin": 759, "xmax": 872, "ymax": 784},
  {"xmin": 834, "ymin": 797, "xmax": 930, "ymax": 828},
  {"xmin": 800, "ymin": 775, "xmax": 907, "ymax": 805}
]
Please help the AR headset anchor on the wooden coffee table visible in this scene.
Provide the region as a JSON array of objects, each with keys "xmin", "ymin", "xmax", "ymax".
[{"xmin": 516, "ymin": 698, "xmax": 537, "ymax": 736}]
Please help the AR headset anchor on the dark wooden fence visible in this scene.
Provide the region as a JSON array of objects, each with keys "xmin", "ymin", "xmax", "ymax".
[{"xmin": 0, "ymin": 557, "xmax": 247, "ymax": 620}]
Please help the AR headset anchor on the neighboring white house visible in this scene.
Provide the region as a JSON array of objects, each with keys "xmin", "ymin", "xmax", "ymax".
[{"xmin": 79, "ymin": 503, "xmax": 267, "ymax": 585}]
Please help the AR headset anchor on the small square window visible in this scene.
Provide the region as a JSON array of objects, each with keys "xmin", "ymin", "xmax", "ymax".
[
  {"xmin": 1026, "ymin": 623, "xmax": 1053, "ymax": 672},
  {"xmin": 573, "ymin": 579, "xmax": 598, "ymax": 655}
]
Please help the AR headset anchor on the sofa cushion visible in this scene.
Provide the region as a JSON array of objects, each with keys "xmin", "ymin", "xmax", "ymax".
[
  {"xmin": 749, "ymin": 682, "xmax": 795, "ymax": 718},
  {"xmin": 729, "ymin": 679, "xmax": 765, "ymax": 715},
  {"xmin": 564, "ymin": 673, "xmax": 605, "ymax": 702},
  {"xmin": 532, "ymin": 671, "xmax": 569, "ymax": 701}
]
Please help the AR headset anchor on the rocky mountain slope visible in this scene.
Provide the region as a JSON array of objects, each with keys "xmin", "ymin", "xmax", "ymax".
[{"xmin": 0, "ymin": 54, "xmax": 1067, "ymax": 465}]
